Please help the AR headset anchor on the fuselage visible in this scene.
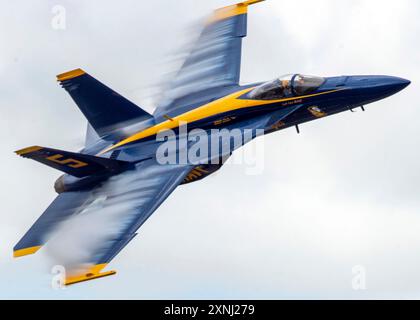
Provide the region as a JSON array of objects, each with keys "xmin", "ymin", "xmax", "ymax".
[
  {"xmin": 60, "ymin": 74, "xmax": 410, "ymax": 190},
  {"xmin": 100, "ymin": 74, "xmax": 410, "ymax": 154}
]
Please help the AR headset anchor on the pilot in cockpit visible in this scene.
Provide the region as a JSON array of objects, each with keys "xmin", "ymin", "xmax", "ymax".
[
  {"xmin": 248, "ymin": 74, "xmax": 325, "ymax": 100},
  {"xmin": 281, "ymin": 79, "xmax": 292, "ymax": 96}
]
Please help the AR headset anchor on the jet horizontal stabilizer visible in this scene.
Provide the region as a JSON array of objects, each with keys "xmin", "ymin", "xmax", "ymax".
[{"xmin": 15, "ymin": 146, "xmax": 131, "ymax": 178}]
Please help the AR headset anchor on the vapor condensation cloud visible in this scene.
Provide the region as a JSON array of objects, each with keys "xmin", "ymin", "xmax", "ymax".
[{"xmin": 1, "ymin": 0, "xmax": 419, "ymax": 299}]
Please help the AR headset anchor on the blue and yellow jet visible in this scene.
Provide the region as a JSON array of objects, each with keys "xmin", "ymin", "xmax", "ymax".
[{"xmin": 15, "ymin": 0, "xmax": 410, "ymax": 285}]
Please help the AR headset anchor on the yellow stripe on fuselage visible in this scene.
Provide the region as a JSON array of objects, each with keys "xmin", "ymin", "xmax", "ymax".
[{"xmin": 98, "ymin": 88, "xmax": 342, "ymax": 156}]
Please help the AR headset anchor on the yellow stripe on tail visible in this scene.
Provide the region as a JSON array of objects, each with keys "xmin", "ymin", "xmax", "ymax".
[{"xmin": 56, "ymin": 68, "xmax": 86, "ymax": 81}]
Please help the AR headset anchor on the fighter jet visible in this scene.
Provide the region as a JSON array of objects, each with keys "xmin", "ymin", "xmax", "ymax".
[{"xmin": 14, "ymin": 0, "xmax": 410, "ymax": 285}]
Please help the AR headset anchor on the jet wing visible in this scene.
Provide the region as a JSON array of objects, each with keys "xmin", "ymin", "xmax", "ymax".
[
  {"xmin": 14, "ymin": 159, "xmax": 193, "ymax": 285},
  {"xmin": 13, "ymin": 191, "xmax": 93, "ymax": 258},
  {"xmin": 154, "ymin": 0, "xmax": 264, "ymax": 119}
]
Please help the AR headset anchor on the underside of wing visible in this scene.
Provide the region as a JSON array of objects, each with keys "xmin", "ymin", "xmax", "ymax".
[{"xmin": 154, "ymin": 0, "xmax": 265, "ymax": 120}]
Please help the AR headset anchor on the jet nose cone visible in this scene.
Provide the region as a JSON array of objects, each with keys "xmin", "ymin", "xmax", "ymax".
[
  {"xmin": 363, "ymin": 75, "xmax": 411, "ymax": 96},
  {"xmin": 345, "ymin": 75, "xmax": 410, "ymax": 106},
  {"xmin": 400, "ymin": 78, "xmax": 411, "ymax": 88},
  {"xmin": 385, "ymin": 76, "xmax": 411, "ymax": 91}
]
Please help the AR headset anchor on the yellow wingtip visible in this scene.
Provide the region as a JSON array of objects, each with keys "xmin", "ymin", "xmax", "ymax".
[
  {"xmin": 13, "ymin": 246, "xmax": 42, "ymax": 258},
  {"xmin": 57, "ymin": 68, "xmax": 86, "ymax": 81},
  {"xmin": 15, "ymin": 146, "xmax": 43, "ymax": 156},
  {"xmin": 65, "ymin": 264, "xmax": 117, "ymax": 286},
  {"xmin": 242, "ymin": 0, "xmax": 265, "ymax": 5},
  {"xmin": 211, "ymin": 0, "xmax": 264, "ymax": 23}
]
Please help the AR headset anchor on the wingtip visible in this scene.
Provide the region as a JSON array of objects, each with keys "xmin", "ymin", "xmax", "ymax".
[
  {"xmin": 211, "ymin": 0, "xmax": 264, "ymax": 23},
  {"xmin": 13, "ymin": 246, "xmax": 42, "ymax": 258},
  {"xmin": 65, "ymin": 264, "xmax": 117, "ymax": 286},
  {"xmin": 15, "ymin": 146, "xmax": 43, "ymax": 156},
  {"xmin": 242, "ymin": 0, "xmax": 265, "ymax": 6},
  {"xmin": 57, "ymin": 68, "xmax": 86, "ymax": 81}
]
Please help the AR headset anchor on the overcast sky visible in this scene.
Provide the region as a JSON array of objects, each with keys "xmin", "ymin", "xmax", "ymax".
[{"xmin": 1, "ymin": 0, "xmax": 419, "ymax": 299}]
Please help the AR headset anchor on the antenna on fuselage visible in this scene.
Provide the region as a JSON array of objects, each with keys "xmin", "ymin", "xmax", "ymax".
[
  {"xmin": 349, "ymin": 106, "xmax": 365, "ymax": 112},
  {"xmin": 295, "ymin": 125, "xmax": 300, "ymax": 134}
]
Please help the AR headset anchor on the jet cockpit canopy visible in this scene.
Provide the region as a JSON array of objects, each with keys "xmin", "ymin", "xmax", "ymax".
[{"xmin": 249, "ymin": 74, "xmax": 325, "ymax": 100}]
